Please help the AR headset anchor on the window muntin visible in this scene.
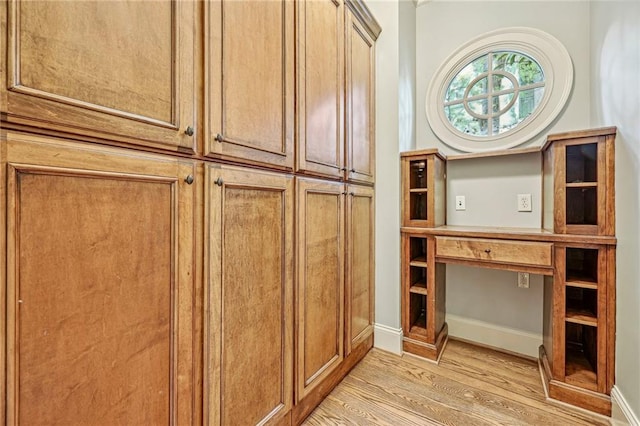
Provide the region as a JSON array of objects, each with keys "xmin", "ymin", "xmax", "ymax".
[{"xmin": 444, "ymin": 51, "xmax": 545, "ymax": 137}]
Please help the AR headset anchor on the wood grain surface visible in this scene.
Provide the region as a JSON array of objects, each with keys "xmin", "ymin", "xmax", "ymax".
[{"xmin": 304, "ymin": 340, "xmax": 610, "ymax": 426}]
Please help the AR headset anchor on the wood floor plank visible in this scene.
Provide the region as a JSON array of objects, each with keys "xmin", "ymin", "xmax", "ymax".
[{"xmin": 303, "ymin": 340, "xmax": 610, "ymax": 426}]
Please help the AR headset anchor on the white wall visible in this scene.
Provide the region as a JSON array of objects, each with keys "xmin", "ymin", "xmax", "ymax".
[
  {"xmin": 590, "ymin": 1, "xmax": 640, "ymax": 420},
  {"xmin": 368, "ymin": 0, "xmax": 402, "ymax": 346},
  {"xmin": 368, "ymin": 0, "xmax": 417, "ymax": 353},
  {"xmin": 414, "ymin": 1, "xmax": 591, "ymax": 356}
]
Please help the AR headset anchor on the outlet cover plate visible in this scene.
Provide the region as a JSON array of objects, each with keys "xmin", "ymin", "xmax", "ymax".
[
  {"xmin": 517, "ymin": 194, "xmax": 532, "ymax": 212},
  {"xmin": 455, "ymin": 195, "xmax": 466, "ymax": 211}
]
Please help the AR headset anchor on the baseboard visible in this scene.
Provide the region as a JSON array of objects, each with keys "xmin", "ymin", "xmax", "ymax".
[
  {"xmin": 373, "ymin": 323, "xmax": 403, "ymax": 355},
  {"xmin": 612, "ymin": 386, "xmax": 640, "ymax": 426},
  {"xmin": 446, "ymin": 314, "xmax": 541, "ymax": 358}
]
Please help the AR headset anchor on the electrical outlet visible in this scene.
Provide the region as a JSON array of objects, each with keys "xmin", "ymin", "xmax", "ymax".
[
  {"xmin": 518, "ymin": 272, "xmax": 530, "ymax": 288},
  {"xmin": 455, "ymin": 195, "xmax": 466, "ymax": 211},
  {"xmin": 517, "ymin": 194, "xmax": 532, "ymax": 212}
]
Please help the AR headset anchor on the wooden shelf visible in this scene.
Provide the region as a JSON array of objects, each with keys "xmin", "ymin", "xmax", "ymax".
[
  {"xmin": 409, "ymin": 188, "xmax": 428, "ymax": 193},
  {"xmin": 565, "ymin": 280, "xmax": 598, "ymax": 290},
  {"xmin": 565, "ymin": 308, "xmax": 597, "ymax": 326},
  {"xmin": 409, "ymin": 282, "xmax": 427, "ymax": 295},
  {"xmin": 409, "ymin": 312, "xmax": 426, "ymax": 334},
  {"xmin": 565, "ymin": 182, "xmax": 597, "ymax": 188},
  {"xmin": 409, "ymin": 256, "xmax": 427, "ymax": 267},
  {"xmin": 565, "ymin": 347, "xmax": 598, "ymax": 392}
]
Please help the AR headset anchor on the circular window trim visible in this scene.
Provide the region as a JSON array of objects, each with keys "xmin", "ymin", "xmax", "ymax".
[{"xmin": 426, "ymin": 27, "xmax": 574, "ymax": 152}]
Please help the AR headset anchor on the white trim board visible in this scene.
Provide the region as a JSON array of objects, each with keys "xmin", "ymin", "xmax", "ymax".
[
  {"xmin": 373, "ymin": 323, "xmax": 403, "ymax": 355},
  {"xmin": 446, "ymin": 314, "xmax": 541, "ymax": 358},
  {"xmin": 612, "ymin": 386, "xmax": 640, "ymax": 426}
]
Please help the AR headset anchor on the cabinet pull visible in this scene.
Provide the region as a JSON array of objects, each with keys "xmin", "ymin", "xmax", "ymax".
[
  {"xmin": 184, "ymin": 174, "xmax": 194, "ymax": 185},
  {"xmin": 342, "ymin": 191, "xmax": 347, "ymax": 195},
  {"xmin": 215, "ymin": 133, "xmax": 224, "ymax": 143},
  {"xmin": 215, "ymin": 177, "xmax": 224, "ymax": 186},
  {"xmin": 341, "ymin": 167, "xmax": 347, "ymax": 172},
  {"xmin": 349, "ymin": 192, "xmax": 355, "ymax": 196},
  {"xmin": 184, "ymin": 126, "xmax": 194, "ymax": 136},
  {"xmin": 484, "ymin": 249, "xmax": 491, "ymax": 254},
  {"xmin": 350, "ymin": 168, "xmax": 356, "ymax": 173}
]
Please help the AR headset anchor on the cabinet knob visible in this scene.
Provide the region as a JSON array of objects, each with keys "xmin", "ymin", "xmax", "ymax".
[
  {"xmin": 350, "ymin": 192, "xmax": 355, "ymax": 196},
  {"xmin": 342, "ymin": 191, "xmax": 347, "ymax": 195},
  {"xmin": 350, "ymin": 168, "xmax": 356, "ymax": 173},
  {"xmin": 184, "ymin": 126, "xmax": 194, "ymax": 136},
  {"xmin": 184, "ymin": 174, "xmax": 194, "ymax": 185},
  {"xmin": 484, "ymin": 249, "xmax": 491, "ymax": 254},
  {"xmin": 341, "ymin": 167, "xmax": 347, "ymax": 172},
  {"xmin": 215, "ymin": 177, "xmax": 224, "ymax": 186},
  {"xmin": 215, "ymin": 133, "xmax": 224, "ymax": 143}
]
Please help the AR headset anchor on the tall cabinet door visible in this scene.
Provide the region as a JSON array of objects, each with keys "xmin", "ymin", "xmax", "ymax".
[
  {"xmin": 1, "ymin": 133, "xmax": 195, "ymax": 425},
  {"xmin": 296, "ymin": 177, "xmax": 345, "ymax": 400},
  {"xmin": 296, "ymin": 0, "xmax": 345, "ymax": 179},
  {"xmin": 345, "ymin": 7, "xmax": 375, "ymax": 184},
  {"xmin": 206, "ymin": 0, "xmax": 295, "ymax": 170},
  {"xmin": 206, "ymin": 166, "xmax": 294, "ymax": 425},
  {"xmin": 345, "ymin": 184, "xmax": 374, "ymax": 355},
  {"xmin": 2, "ymin": 1, "xmax": 196, "ymax": 153}
]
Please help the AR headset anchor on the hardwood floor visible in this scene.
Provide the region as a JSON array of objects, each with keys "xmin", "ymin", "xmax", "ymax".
[{"xmin": 303, "ymin": 339, "xmax": 610, "ymax": 425}]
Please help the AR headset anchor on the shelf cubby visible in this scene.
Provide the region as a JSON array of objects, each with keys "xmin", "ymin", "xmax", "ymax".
[
  {"xmin": 566, "ymin": 287, "xmax": 597, "ymax": 326},
  {"xmin": 566, "ymin": 187, "xmax": 597, "ymax": 225},
  {"xmin": 566, "ymin": 248, "xmax": 598, "ymax": 284},
  {"xmin": 565, "ymin": 322, "xmax": 598, "ymax": 391},
  {"xmin": 409, "ymin": 293, "xmax": 427, "ymax": 335},
  {"xmin": 566, "ymin": 143, "xmax": 597, "ymax": 184}
]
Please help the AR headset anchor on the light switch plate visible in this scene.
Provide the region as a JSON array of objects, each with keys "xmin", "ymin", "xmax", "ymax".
[{"xmin": 455, "ymin": 195, "xmax": 466, "ymax": 211}]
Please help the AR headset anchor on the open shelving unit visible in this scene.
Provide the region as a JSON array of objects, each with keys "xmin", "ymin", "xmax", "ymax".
[
  {"xmin": 400, "ymin": 127, "xmax": 617, "ymax": 416},
  {"xmin": 541, "ymin": 127, "xmax": 616, "ymax": 415}
]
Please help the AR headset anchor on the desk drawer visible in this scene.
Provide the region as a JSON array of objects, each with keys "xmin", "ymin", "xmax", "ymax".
[{"xmin": 435, "ymin": 237, "xmax": 553, "ymax": 267}]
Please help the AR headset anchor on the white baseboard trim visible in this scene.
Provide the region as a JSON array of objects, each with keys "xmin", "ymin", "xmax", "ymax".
[
  {"xmin": 446, "ymin": 314, "xmax": 541, "ymax": 359},
  {"xmin": 373, "ymin": 323, "xmax": 403, "ymax": 355},
  {"xmin": 612, "ymin": 385, "xmax": 640, "ymax": 426}
]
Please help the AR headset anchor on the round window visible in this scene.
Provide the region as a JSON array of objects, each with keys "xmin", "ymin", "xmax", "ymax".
[{"xmin": 426, "ymin": 28, "xmax": 573, "ymax": 152}]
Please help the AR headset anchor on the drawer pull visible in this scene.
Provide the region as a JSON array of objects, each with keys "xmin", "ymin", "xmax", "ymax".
[{"xmin": 484, "ymin": 249, "xmax": 491, "ymax": 254}]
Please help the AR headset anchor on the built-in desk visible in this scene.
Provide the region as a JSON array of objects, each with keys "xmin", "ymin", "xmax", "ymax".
[
  {"xmin": 401, "ymin": 225, "xmax": 617, "ymax": 415},
  {"xmin": 400, "ymin": 127, "xmax": 618, "ymax": 417}
]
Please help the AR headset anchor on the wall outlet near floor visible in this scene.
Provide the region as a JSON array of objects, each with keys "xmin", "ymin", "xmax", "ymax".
[
  {"xmin": 455, "ymin": 195, "xmax": 466, "ymax": 211},
  {"xmin": 518, "ymin": 272, "xmax": 530, "ymax": 288},
  {"xmin": 517, "ymin": 194, "xmax": 532, "ymax": 212}
]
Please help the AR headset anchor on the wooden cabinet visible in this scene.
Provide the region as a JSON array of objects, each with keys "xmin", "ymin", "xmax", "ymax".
[
  {"xmin": 0, "ymin": 1, "xmax": 380, "ymax": 423},
  {"xmin": 400, "ymin": 127, "xmax": 617, "ymax": 416},
  {"xmin": 296, "ymin": 0, "xmax": 345, "ymax": 179},
  {"xmin": 0, "ymin": 133, "xmax": 195, "ymax": 425},
  {"xmin": 295, "ymin": 177, "xmax": 345, "ymax": 400},
  {"xmin": 401, "ymin": 150, "xmax": 446, "ymax": 228},
  {"xmin": 1, "ymin": 1, "xmax": 196, "ymax": 153},
  {"xmin": 401, "ymin": 233, "xmax": 447, "ymax": 360},
  {"xmin": 345, "ymin": 5, "xmax": 376, "ymax": 184},
  {"xmin": 345, "ymin": 184, "xmax": 374, "ymax": 355},
  {"xmin": 543, "ymin": 127, "xmax": 616, "ymax": 236},
  {"xmin": 205, "ymin": 0, "xmax": 295, "ymax": 170},
  {"xmin": 295, "ymin": 0, "xmax": 380, "ymax": 183},
  {"xmin": 205, "ymin": 166, "xmax": 294, "ymax": 425},
  {"xmin": 540, "ymin": 127, "xmax": 617, "ymax": 416}
]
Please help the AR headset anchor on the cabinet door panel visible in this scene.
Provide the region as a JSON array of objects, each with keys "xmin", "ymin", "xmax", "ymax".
[
  {"xmin": 3, "ymin": 135, "xmax": 194, "ymax": 425},
  {"xmin": 345, "ymin": 11, "xmax": 375, "ymax": 184},
  {"xmin": 206, "ymin": 1, "xmax": 294, "ymax": 169},
  {"xmin": 296, "ymin": 178, "xmax": 344, "ymax": 400},
  {"xmin": 207, "ymin": 167, "xmax": 293, "ymax": 425},
  {"xmin": 296, "ymin": 0, "xmax": 344, "ymax": 178},
  {"xmin": 346, "ymin": 185, "xmax": 374, "ymax": 354},
  {"xmin": 4, "ymin": 1, "xmax": 196, "ymax": 152}
]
